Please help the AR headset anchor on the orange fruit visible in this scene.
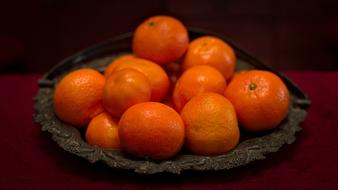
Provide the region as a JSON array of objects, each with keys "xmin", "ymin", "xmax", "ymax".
[
  {"xmin": 132, "ymin": 15, "xmax": 189, "ymax": 65},
  {"xmin": 181, "ymin": 36, "xmax": 236, "ymax": 80},
  {"xmin": 86, "ymin": 112, "xmax": 120, "ymax": 149},
  {"xmin": 181, "ymin": 92, "xmax": 240, "ymax": 155},
  {"xmin": 114, "ymin": 58, "xmax": 169, "ymax": 101},
  {"xmin": 104, "ymin": 54, "xmax": 136, "ymax": 78},
  {"xmin": 103, "ymin": 69, "xmax": 151, "ymax": 117},
  {"xmin": 119, "ymin": 102, "xmax": 185, "ymax": 160},
  {"xmin": 53, "ymin": 69, "xmax": 105, "ymax": 127},
  {"xmin": 224, "ymin": 70, "xmax": 289, "ymax": 131},
  {"xmin": 172, "ymin": 65, "xmax": 227, "ymax": 112}
]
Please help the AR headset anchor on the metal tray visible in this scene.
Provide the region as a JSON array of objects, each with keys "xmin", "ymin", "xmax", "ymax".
[{"xmin": 34, "ymin": 28, "xmax": 311, "ymax": 174}]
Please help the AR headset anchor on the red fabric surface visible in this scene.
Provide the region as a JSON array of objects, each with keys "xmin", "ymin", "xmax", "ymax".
[{"xmin": 0, "ymin": 71, "xmax": 338, "ymax": 190}]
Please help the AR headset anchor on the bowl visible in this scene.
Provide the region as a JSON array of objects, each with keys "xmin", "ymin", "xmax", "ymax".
[{"xmin": 34, "ymin": 28, "xmax": 311, "ymax": 174}]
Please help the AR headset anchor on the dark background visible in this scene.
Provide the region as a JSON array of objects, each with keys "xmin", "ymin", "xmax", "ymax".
[{"xmin": 1, "ymin": 0, "xmax": 338, "ymax": 73}]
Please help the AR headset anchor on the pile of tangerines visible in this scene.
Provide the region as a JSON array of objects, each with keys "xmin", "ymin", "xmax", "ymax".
[{"xmin": 53, "ymin": 16, "xmax": 289, "ymax": 160}]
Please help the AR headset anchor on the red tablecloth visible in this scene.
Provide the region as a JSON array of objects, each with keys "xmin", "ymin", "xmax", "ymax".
[{"xmin": 1, "ymin": 71, "xmax": 338, "ymax": 190}]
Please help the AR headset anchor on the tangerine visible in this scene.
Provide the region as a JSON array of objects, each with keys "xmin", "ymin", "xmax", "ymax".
[
  {"xmin": 181, "ymin": 36, "xmax": 236, "ymax": 80},
  {"xmin": 86, "ymin": 112, "xmax": 120, "ymax": 149},
  {"xmin": 103, "ymin": 68, "xmax": 151, "ymax": 117},
  {"xmin": 224, "ymin": 70, "xmax": 289, "ymax": 131},
  {"xmin": 181, "ymin": 92, "xmax": 240, "ymax": 155},
  {"xmin": 119, "ymin": 102, "xmax": 185, "ymax": 160},
  {"xmin": 53, "ymin": 69, "xmax": 105, "ymax": 127},
  {"xmin": 133, "ymin": 15, "xmax": 189, "ymax": 64}
]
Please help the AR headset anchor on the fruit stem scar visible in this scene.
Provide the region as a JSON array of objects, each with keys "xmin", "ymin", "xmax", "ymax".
[
  {"xmin": 249, "ymin": 83, "xmax": 257, "ymax": 90},
  {"xmin": 148, "ymin": 21, "xmax": 155, "ymax": 26}
]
